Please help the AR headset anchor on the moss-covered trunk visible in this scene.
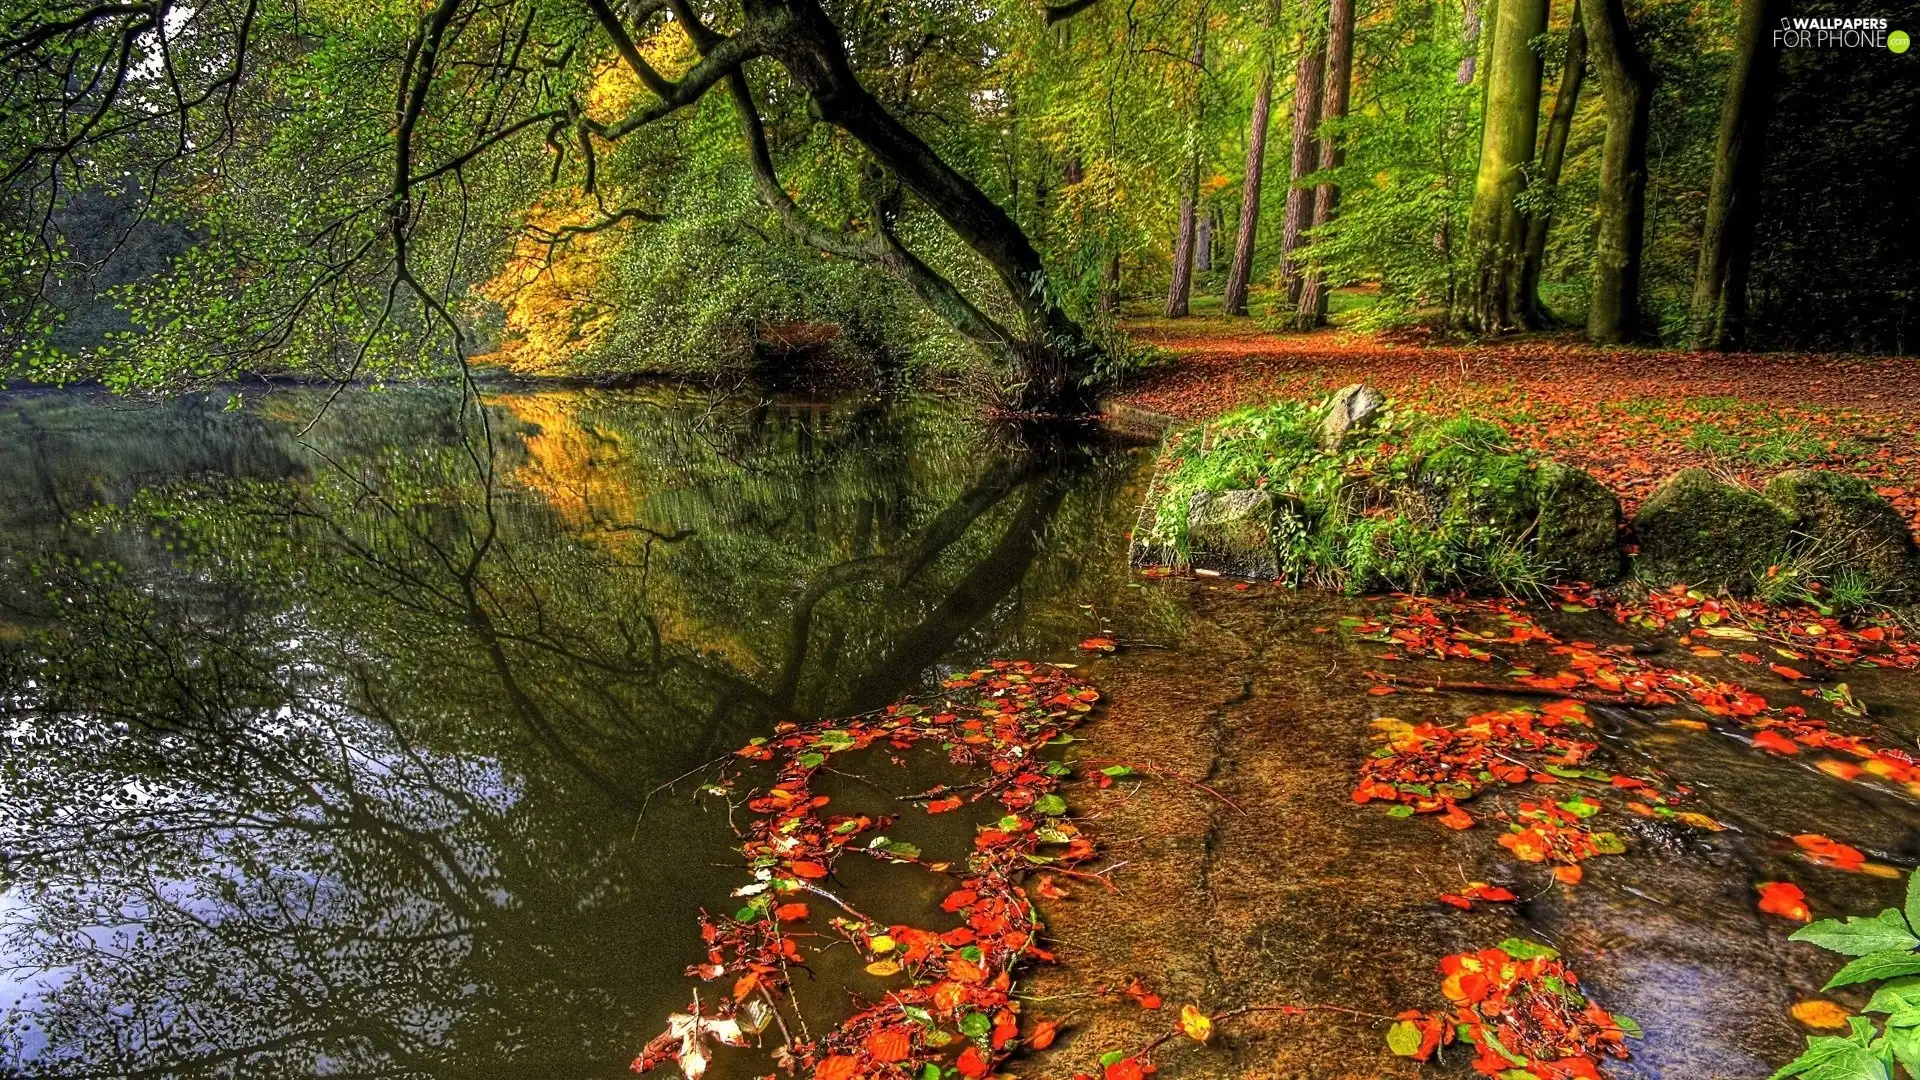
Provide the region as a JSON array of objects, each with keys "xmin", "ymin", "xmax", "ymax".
[
  {"xmin": 1580, "ymin": 0, "xmax": 1652, "ymax": 345},
  {"xmin": 1519, "ymin": 0, "xmax": 1586, "ymax": 324},
  {"xmin": 1688, "ymin": 0, "xmax": 1782, "ymax": 351},
  {"xmin": 1460, "ymin": 0, "xmax": 1550, "ymax": 332}
]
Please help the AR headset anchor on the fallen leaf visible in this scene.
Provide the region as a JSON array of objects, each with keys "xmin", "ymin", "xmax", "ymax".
[
  {"xmin": 1791, "ymin": 1000, "xmax": 1851, "ymax": 1029},
  {"xmin": 1757, "ymin": 881, "xmax": 1812, "ymax": 923},
  {"xmin": 1179, "ymin": 1004, "xmax": 1213, "ymax": 1042}
]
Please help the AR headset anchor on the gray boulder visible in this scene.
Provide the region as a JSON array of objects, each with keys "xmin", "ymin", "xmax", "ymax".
[
  {"xmin": 1186, "ymin": 489, "xmax": 1289, "ymax": 579},
  {"xmin": 1765, "ymin": 469, "xmax": 1919, "ymax": 599},
  {"xmin": 1321, "ymin": 384, "xmax": 1386, "ymax": 451},
  {"xmin": 1534, "ymin": 461, "xmax": 1626, "ymax": 585},
  {"xmin": 1631, "ymin": 468, "xmax": 1792, "ymax": 593}
]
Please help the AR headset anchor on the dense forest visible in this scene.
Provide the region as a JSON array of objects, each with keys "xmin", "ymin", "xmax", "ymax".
[{"xmin": 1, "ymin": 0, "xmax": 1915, "ymax": 409}]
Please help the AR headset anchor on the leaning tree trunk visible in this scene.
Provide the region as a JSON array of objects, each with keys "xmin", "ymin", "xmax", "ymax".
[
  {"xmin": 1167, "ymin": 190, "xmax": 1199, "ymax": 316},
  {"xmin": 1294, "ymin": 0, "xmax": 1355, "ymax": 329},
  {"xmin": 759, "ymin": 0, "xmax": 1099, "ymax": 408},
  {"xmin": 1688, "ymin": 0, "xmax": 1782, "ymax": 350},
  {"xmin": 1280, "ymin": 43, "xmax": 1326, "ymax": 308},
  {"xmin": 1519, "ymin": 0, "xmax": 1587, "ymax": 324},
  {"xmin": 1165, "ymin": 22, "xmax": 1209, "ymax": 318},
  {"xmin": 1580, "ymin": 0, "xmax": 1652, "ymax": 344},
  {"xmin": 1224, "ymin": 54, "xmax": 1277, "ymax": 316},
  {"xmin": 1460, "ymin": 0, "xmax": 1550, "ymax": 332}
]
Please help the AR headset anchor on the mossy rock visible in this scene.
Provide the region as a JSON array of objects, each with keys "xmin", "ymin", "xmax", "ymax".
[
  {"xmin": 1764, "ymin": 469, "xmax": 1919, "ymax": 599},
  {"xmin": 1631, "ymin": 469, "xmax": 1792, "ymax": 593},
  {"xmin": 1535, "ymin": 461, "xmax": 1626, "ymax": 585},
  {"xmin": 1186, "ymin": 489, "xmax": 1290, "ymax": 579}
]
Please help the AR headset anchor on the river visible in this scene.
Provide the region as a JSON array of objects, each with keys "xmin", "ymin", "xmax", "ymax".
[{"xmin": 2, "ymin": 385, "xmax": 1916, "ymax": 1079}]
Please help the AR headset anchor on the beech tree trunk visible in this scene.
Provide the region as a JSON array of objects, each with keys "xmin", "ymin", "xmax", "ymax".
[
  {"xmin": 1519, "ymin": 0, "xmax": 1587, "ymax": 324},
  {"xmin": 1294, "ymin": 0, "xmax": 1355, "ymax": 328},
  {"xmin": 1280, "ymin": 44, "xmax": 1325, "ymax": 308},
  {"xmin": 1460, "ymin": 0, "xmax": 1549, "ymax": 332},
  {"xmin": 1165, "ymin": 20, "xmax": 1208, "ymax": 318},
  {"xmin": 1579, "ymin": 0, "xmax": 1652, "ymax": 344},
  {"xmin": 1224, "ymin": 55, "xmax": 1276, "ymax": 316},
  {"xmin": 1167, "ymin": 191, "xmax": 1199, "ymax": 316},
  {"xmin": 1688, "ymin": 0, "xmax": 1781, "ymax": 350},
  {"xmin": 1196, "ymin": 209, "xmax": 1213, "ymax": 272}
]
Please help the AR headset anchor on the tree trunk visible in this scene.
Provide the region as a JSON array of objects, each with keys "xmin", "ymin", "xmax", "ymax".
[
  {"xmin": 1280, "ymin": 44, "xmax": 1325, "ymax": 308},
  {"xmin": 1580, "ymin": 0, "xmax": 1652, "ymax": 344},
  {"xmin": 1165, "ymin": 20, "xmax": 1208, "ymax": 318},
  {"xmin": 1460, "ymin": 0, "xmax": 1549, "ymax": 332},
  {"xmin": 1294, "ymin": 0, "xmax": 1355, "ymax": 328},
  {"xmin": 1167, "ymin": 191, "xmax": 1199, "ymax": 316},
  {"xmin": 1224, "ymin": 55, "xmax": 1276, "ymax": 316},
  {"xmin": 768, "ymin": 0, "xmax": 1096, "ymax": 407},
  {"xmin": 1196, "ymin": 208, "xmax": 1213, "ymax": 272},
  {"xmin": 1458, "ymin": 0, "xmax": 1484, "ymax": 84},
  {"xmin": 1101, "ymin": 244, "xmax": 1122, "ymax": 314},
  {"xmin": 1519, "ymin": 0, "xmax": 1586, "ymax": 323},
  {"xmin": 1688, "ymin": 0, "xmax": 1781, "ymax": 350}
]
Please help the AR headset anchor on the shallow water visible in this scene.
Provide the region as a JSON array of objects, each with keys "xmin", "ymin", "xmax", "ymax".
[{"xmin": 1, "ymin": 385, "xmax": 1916, "ymax": 1080}]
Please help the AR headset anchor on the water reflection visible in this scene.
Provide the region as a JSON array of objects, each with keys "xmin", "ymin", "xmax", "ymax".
[{"xmin": 0, "ymin": 387, "xmax": 1153, "ymax": 1078}]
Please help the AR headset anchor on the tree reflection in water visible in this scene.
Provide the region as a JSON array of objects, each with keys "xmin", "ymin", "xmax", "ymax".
[{"xmin": 0, "ymin": 388, "xmax": 1157, "ymax": 1078}]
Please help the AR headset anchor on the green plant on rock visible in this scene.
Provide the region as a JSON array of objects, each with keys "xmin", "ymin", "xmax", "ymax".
[
  {"xmin": 1140, "ymin": 396, "xmax": 1596, "ymax": 594},
  {"xmin": 1774, "ymin": 873, "xmax": 1920, "ymax": 1079}
]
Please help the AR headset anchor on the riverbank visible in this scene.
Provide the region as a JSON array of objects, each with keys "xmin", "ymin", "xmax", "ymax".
[{"xmin": 1115, "ymin": 320, "xmax": 1920, "ymax": 533}]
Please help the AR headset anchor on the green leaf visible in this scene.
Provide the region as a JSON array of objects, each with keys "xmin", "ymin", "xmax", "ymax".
[
  {"xmin": 1386, "ymin": 805, "xmax": 1415, "ymax": 818},
  {"xmin": 1868, "ymin": 982, "xmax": 1920, "ymax": 1016},
  {"xmin": 959, "ymin": 1012, "xmax": 991, "ymax": 1039},
  {"xmin": 1098, "ymin": 1049, "xmax": 1126, "ymax": 1067},
  {"xmin": 1100, "ymin": 765, "xmax": 1133, "ymax": 778},
  {"xmin": 1590, "ymin": 832, "xmax": 1628, "ymax": 855},
  {"xmin": 1612, "ymin": 1013, "xmax": 1645, "ymax": 1039},
  {"xmin": 1769, "ymin": 1036, "xmax": 1893, "ymax": 1080},
  {"xmin": 1033, "ymin": 794, "xmax": 1068, "ymax": 816},
  {"xmin": 1498, "ymin": 939, "xmax": 1560, "ymax": 961},
  {"xmin": 1386, "ymin": 1020, "xmax": 1424, "ymax": 1057},
  {"xmin": 1795, "ymin": 912, "xmax": 1920, "ymax": 957},
  {"xmin": 1905, "ymin": 873, "xmax": 1920, "ymax": 934},
  {"xmin": 1827, "ymin": 951, "xmax": 1920, "ymax": 991}
]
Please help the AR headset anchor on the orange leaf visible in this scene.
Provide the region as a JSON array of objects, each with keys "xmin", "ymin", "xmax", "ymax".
[
  {"xmin": 1027, "ymin": 1019, "xmax": 1059, "ymax": 1050},
  {"xmin": 773, "ymin": 903, "xmax": 809, "ymax": 921},
  {"xmin": 816, "ymin": 1055, "xmax": 861, "ymax": 1080},
  {"xmin": 1753, "ymin": 729, "xmax": 1801, "ymax": 756},
  {"xmin": 866, "ymin": 1028, "xmax": 913, "ymax": 1063},
  {"xmin": 789, "ymin": 860, "xmax": 829, "ymax": 879},
  {"xmin": 1757, "ymin": 881, "xmax": 1812, "ymax": 923},
  {"xmin": 1792, "ymin": 1000, "xmax": 1851, "ymax": 1029},
  {"xmin": 1770, "ymin": 663, "xmax": 1808, "ymax": 680}
]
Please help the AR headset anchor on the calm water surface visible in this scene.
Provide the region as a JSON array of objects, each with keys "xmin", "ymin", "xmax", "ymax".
[
  {"xmin": 0, "ymin": 386, "xmax": 1148, "ymax": 1078},
  {"xmin": 4, "ymin": 385, "xmax": 1920, "ymax": 1080}
]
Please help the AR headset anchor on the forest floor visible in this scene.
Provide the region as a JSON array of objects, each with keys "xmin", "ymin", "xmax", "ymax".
[{"xmin": 1113, "ymin": 317, "xmax": 1920, "ymax": 530}]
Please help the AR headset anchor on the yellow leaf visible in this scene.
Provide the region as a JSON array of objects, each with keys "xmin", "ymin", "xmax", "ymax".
[
  {"xmin": 865, "ymin": 960, "xmax": 902, "ymax": 977},
  {"xmin": 1178, "ymin": 1004, "xmax": 1212, "ymax": 1042},
  {"xmin": 868, "ymin": 935, "xmax": 896, "ymax": 954},
  {"xmin": 1792, "ymin": 1000, "xmax": 1851, "ymax": 1029},
  {"xmin": 1675, "ymin": 812, "xmax": 1726, "ymax": 832}
]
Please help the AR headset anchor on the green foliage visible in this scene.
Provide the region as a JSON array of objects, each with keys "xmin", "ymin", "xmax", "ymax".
[
  {"xmin": 1774, "ymin": 874, "xmax": 1920, "ymax": 1079},
  {"xmin": 1143, "ymin": 394, "xmax": 1559, "ymax": 594}
]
